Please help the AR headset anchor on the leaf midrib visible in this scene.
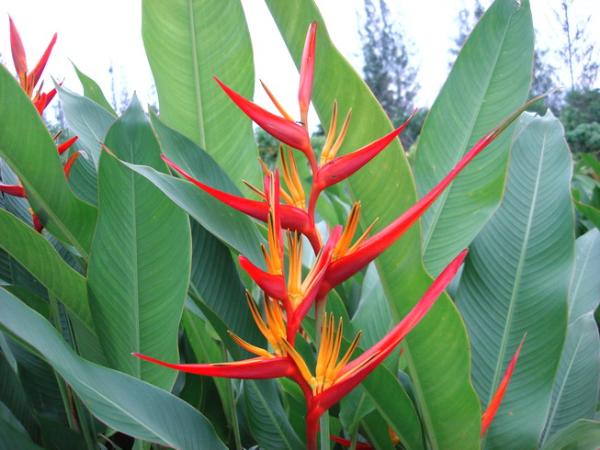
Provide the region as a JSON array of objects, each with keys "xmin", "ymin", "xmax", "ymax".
[
  {"xmin": 187, "ymin": 0, "xmax": 207, "ymax": 149},
  {"xmin": 487, "ymin": 126, "xmax": 548, "ymax": 400},
  {"xmin": 421, "ymin": 5, "xmax": 518, "ymax": 267}
]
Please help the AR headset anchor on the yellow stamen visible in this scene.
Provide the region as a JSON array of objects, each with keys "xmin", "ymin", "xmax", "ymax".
[
  {"xmin": 347, "ymin": 218, "xmax": 379, "ymax": 255},
  {"xmin": 320, "ymin": 101, "xmax": 339, "ymax": 165},
  {"xmin": 327, "ymin": 109, "xmax": 352, "ymax": 162},
  {"xmin": 287, "ymin": 233, "xmax": 304, "ymax": 306},
  {"xmin": 260, "ymin": 80, "xmax": 294, "ymax": 121},
  {"xmin": 242, "ymin": 180, "xmax": 266, "ymax": 199},
  {"xmin": 333, "ymin": 202, "xmax": 379, "ymax": 260},
  {"xmin": 280, "ymin": 146, "xmax": 306, "ymax": 208}
]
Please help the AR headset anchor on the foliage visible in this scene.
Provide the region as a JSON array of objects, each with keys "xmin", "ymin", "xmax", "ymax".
[{"xmin": 0, "ymin": 2, "xmax": 599, "ymax": 450}]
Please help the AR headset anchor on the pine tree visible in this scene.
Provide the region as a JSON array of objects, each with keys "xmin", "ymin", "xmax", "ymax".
[
  {"xmin": 450, "ymin": 0, "xmax": 485, "ymax": 62},
  {"xmin": 359, "ymin": 0, "xmax": 419, "ymax": 148}
]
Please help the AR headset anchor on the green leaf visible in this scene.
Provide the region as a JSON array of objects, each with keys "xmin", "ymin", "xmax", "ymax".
[
  {"xmin": 57, "ymin": 85, "xmax": 116, "ymax": 168},
  {"xmin": 87, "ymin": 99, "xmax": 191, "ymax": 389},
  {"xmin": 0, "ymin": 351, "xmax": 37, "ymax": 438},
  {"xmin": 120, "ymin": 118, "xmax": 264, "ymax": 265},
  {"xmin": 539, "ymin": 229, "xmax": 600, "ymax": 445},
  {"xmin": 568, "ymin": 229, "xmax": 600, "ymax": 322},
  {"xmin": 456, "ymin": 112, "xmax": 574, "ymax": 449},
  {"xmin": 541, "ymin": 420, "xmax": 600, "ymax": 450},
  {"xmin": 0, "ymin": 287, "xmax": 227, "ymax": 450},
  {"xmin": 0, "ymin": 65, "xmax": 96, "ymax": 256},
  {"xmin": 264, "ymin": 2, "xmax": 481, "ymax": 448},
  {"xmin": 241, "ymin": 379, "xmax": 304, "ymax": 450},
  {"xmin": 0, "ymin": 209, "xmax": 92, "ymax": 329},
  {"xmin": 574, "ymin": 201, "xmax": 600, "ymax": 230},
  {"xmin": 72, "ymin": 62, "xmax": 116, "ymax": 115},
  {"xmin": 0, "ymin": 418, "xmax": 44, "ymax": 450},
  {"xmin": 189, "ymin": 221, "xmax": 261, "ymax": 344},
  {"xmin": 142, "ymin": 0, "xmax": 260, "ymax": 187},
  {"xmin": 414, "ymin": 0, "xmax": 534, "ymax": 276}
]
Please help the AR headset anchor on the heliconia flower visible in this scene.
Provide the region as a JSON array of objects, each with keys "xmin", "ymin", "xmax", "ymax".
[
  {"xmin": 9, "ymin": 17, "xmax": 57, "ymax": 97},
  {"xmin": 214, "ymin": 77, "xmax": 311, "ymax": 155},
  {"xmin": 289, "ymin": 250, "xmax": 467, "ymax": 449},
  {"xmin": 134, "ymin": 249, "xmax": 465, "ymax": 450},
  {"xmin": 57, "ymin": 136, "xmax": 79, "ymax": 155},
  {"xmin": 0, "ymin": 183, "xmax": 26, "ymax": 197},
  {"xmin": 330, "ymin": 435, "xmax": 373, "ymax": 450},
  {"xmin": 134, "ymin": 294, "xmax": 299, "ymax": 380},
  {"xmin": 33, "ymin": 87, "xmax": 57, "ymax": 114},
  {"xmin": 316, "ymin": 111, "xmax": 415, "ymax": 191},
  {"xmin": 480, "ymin": 336, "xmax": 525, "ymax": 437},
  {"xmin": 298, "ymin": 22, "xmax": 317, "ymax": 126},
  {"xmin": 161, "ymin": 154, "xmax": 323, "ymax": 251},
  {"xmin": 30, "ymin": 209, "xmax": 43, "ymax": 233},
  {"xmin": 62, "ymin": 151, "xmax": 81, "ymax": 178},
  {"xmin": 318, "ymin": 97, "xmax": 540, "ymax": 298}
]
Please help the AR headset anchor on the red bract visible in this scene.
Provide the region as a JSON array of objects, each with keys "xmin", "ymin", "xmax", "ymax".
[
  {"xmin": 133, "ymin": 20, "xmax": 538, "ymax": 450},
  {"xmin": 481, "ymin": 336, "xmax": 525, "ymax": 436},
  {"xmin": 330, "ymin": 435, "xmax": 374, "ymax": 450}
]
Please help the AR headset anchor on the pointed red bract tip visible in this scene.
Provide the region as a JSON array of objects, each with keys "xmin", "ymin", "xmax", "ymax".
[
  {"xmin": 63, "ymin": 152, "xmax": 81, "ymax": 179},
  {"xmin": 214, "ymin": 77, "xmax": 310, "ymax": 152},
  {"xmin": 57, "ymin": 135, "xmax": 78, "ymax": 155},
  {"xmin": 31, "ymin": 211, "xmax": 43, "ymax": 233},
  {"xmin": 9, "ymin": 16, "xmax": 27, "ymax": 76},
  {"xmin": 30, "ymin": 32, "xmax": 57, "ymax": 87},
  {"xmin": 330, "ymin": 435, "xmax": 374, "ymax": 450},
  {"xmin": 0, "ymin": 183, "xmax": 26, "ymax": 197},
  {"xmin": 480, "ymin": 335, "xmax": 526, "ymax": 436},
  {"xmin": 133, "ymin": 352, "xmax": 295, "ymax": 379},
  {"xmin": 298, "ymin": 21, "xmax": 317, "ymax": 125},
  {"xmin": 313, "ymin": 250, "xmax": 467, "ymax": 413},
  {"xmin": 238, "ymin": 255, "xmax": 287, "ymax": 300},
  {"xmin": 317, "ymin": 112, "xmax": 413, "ymax": 190}
]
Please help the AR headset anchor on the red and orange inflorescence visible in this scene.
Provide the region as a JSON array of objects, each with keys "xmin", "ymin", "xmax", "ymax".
[
  {"xmin": 0, "ymin": 18, "xmax": 81, "ymax": 232},
  {"xmin": 134, "ymin": 22, "xmax": 525, "ymax": 448}
]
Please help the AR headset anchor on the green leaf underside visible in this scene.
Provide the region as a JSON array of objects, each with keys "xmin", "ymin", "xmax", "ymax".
[
  {"xmin": 142, "ymin": 0, "xmax": 260, "ymax": 188},
  {"xmin": 0, "ymin": 66, "xmax": 96, "ymax": 256},
  {"xmin": 415, "ymin": 0, "xmax": 534, "ymax": 276},
  {"xmin": 264, "ymin": 1, "xmax": 481, "ymax": 448},
  {"xmin": 0, "ymin": 288, "xmax": 226, "ymax": 450},
  {"xmin": 87, "ymin": 99, "xmax": 191, "ymax": 390},
  {"xmin": 457, "ymin": 112, "xmax": 574, "ymax": 449}
]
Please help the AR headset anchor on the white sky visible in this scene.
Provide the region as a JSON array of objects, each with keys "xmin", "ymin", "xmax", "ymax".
[{"xmin": 1, "ymin": 0, "xmax": 598, "ymax": 121}]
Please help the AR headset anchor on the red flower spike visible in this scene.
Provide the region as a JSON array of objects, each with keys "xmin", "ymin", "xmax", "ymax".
[
  {"xmin": 313, "ymin": 250, "xmax": 466, "ymax": 414},
  {"xmin": 298, "ymin": 22, "xmax": 317, "ymax": 126},
  {"xmin": 239, "ymin": 255, "xmax": 288, "ymax": 300},
  {"xmin": 57, "ymin": 135, "xmax": 78, "ymax": 155},
  {"xmin": 63, "ymin": 152, "xmax": 81, "ymax": 179},
  {"xmin": 29, "ymin": 32, "xmax": 57, "ymax": 89},
  {"xmin": 9, "ymin": 17, "xmax": 28, "ymax": 77},
  {"xmin": 320, "ymin": 99, "xmax": 537, "ymax": 295},
  {"xmin": 30, "ymin": 210, "xmax": 43, "ymax": 233},
  {"xmin": 481, "ymin": 336, "xmax": 526, "ymax": 437},
  {"xmin": 330, "ymin": 435, "xmax": 373, "ymax": 450},
  {"xmin": 161, "ymin": 154, "xmax": 318, "ymax": 248},
  {"xmin": 316, "ymin": 112, "xmax": 414, "ymax": 191},
  {"xmin": 0, "ymin": 183, "xmax": 26, "ymax": 197},
  {"xmin": 214, "ymin": 77, "xmax": 311, "ymax": 153},
  {"xmin": 133, "ymin": 353, "xmax": 296, "ymax": 379}
]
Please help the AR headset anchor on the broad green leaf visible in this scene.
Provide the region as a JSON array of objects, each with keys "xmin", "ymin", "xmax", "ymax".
[
  {"xmin": 568, "ymin": 229, "xmax": 600, "ymax": 322},
  {"xmin": 0, "ymin": 418, "xmax": 44, "ymax": 450},
  {"xmin": 241, "ymin": 379, "xmax": 304, "ymax": 450},
  {"xmin": 57, "ymin": 85, "xmax": 116, "ymax": 167},
  {"xmin": 541, "ymin": 420, "xmax": 600, "ymax": 450},
  {"xmin": 0, "ymin": 66, "xmax": 96, "ymax": 256},
  {"xmin": 539, "ymin": 229, "xmax": 600, "ymax": 445},
  {"xmin": 456, "ymin": 112, "xmax": 574, "ymax": 449},
  {"xmin": 0, "ymin": 287, "xmax": 227, "ymax": 450},
  {"xmin": 362, "ymin": 410, "xmax": 396, "ymax": 450},
  {"xmin": 0, "ymin": 209, "xmax": 92, "ymax": 329},
  {"xmin": 0, "ymin": 351, "xmax": 37, "ymax": 438},
  {"xmin": 87, "ymin": 99, "xmax": 191, "ymax": 390},
  {"xmin": 72, "ymin": 62, "xmax": 116, "ymax": 115},
  {"xmin": 265, "ymin": 2, "xmax": 481, "ymax": 448},
  {"xmin": 189, "ymin": 221, "xmax": 261, "ymax": 344},
  {"xmin": 414, "ymin": 0, "xmax": 534, "ymax": 276},
  {"xmin": 142, "ymin": 0, "xmax": 260, "ymax": 187},
  {"xmin": 118, "ymin": 118, "xmax": 263, "ymax": 265}
]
